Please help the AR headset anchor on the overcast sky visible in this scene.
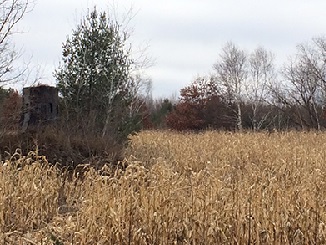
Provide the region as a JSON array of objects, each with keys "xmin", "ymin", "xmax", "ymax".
[{"xmin": 12, "ymin": 0, "xmax": 326, "ymax": 98}]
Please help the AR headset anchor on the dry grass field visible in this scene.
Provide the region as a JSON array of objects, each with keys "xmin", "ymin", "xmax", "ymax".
[{"xmin": 1, "ymin": 130, "xmax": 326, "ymax": 244}]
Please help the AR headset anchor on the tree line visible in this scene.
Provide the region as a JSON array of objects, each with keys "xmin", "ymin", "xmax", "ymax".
[
  {"xmin": 1, "ymin": 1, "xmax": 326, "ymax": 163},
  {"xmin": 162, "ymin": 39, "xmax": 326, "ymax": 131}
]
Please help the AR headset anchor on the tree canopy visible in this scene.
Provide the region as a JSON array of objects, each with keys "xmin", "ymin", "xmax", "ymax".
[{"xmin": 55, "ymin": 7, "xmax": 141, "ymax": 141}]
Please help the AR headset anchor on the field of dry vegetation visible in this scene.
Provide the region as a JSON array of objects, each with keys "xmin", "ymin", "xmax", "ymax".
[{"xmin": 1, "ymin": 130, "xmax": 326, "ymax": 244}]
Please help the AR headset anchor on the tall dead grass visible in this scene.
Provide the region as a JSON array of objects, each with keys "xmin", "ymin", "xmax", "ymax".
[{"xmin": 1, "ymin": 130, "xmax": 326, "ymax": 244}]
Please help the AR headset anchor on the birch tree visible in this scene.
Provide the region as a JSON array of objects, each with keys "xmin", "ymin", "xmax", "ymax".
[
  {"xmin": 213, "ymin": 42, "xmax": 247, "ymax": 131},
  {"xmin": 247, "ymin": 47, "xmax": 275, "ymax": 130}
]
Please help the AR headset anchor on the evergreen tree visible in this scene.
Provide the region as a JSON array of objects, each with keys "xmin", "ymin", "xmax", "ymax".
[{"xmin": 55, "ymin": 7, "xmax": 138, "ymax": 141}]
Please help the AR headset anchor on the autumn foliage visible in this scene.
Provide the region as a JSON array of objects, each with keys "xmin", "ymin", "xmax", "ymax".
[
  {"xmin": 0, "ymin": 90, "xmax": 21, "ymax": 131},
  {"xmin": 166, "ymin": 77, "xmax": 233, "ymax": 130}
]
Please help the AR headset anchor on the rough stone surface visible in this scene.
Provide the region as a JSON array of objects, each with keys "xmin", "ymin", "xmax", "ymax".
[{"xmin": 22, "ymin": 85, "xmax": 58, "ymax": 131}]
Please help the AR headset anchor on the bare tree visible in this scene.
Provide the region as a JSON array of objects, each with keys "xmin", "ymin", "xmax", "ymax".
[
  {"xmin": 270, "ymin": 37, "xmax": 326, "ymax": 130},
  {"xmin": 0, "ymin": 0, "xmax": 32, "ymax": 85},
  {"xmin": 213, "ymin": 42, "xmax": 247, "ymax": 131},
  {"xmin": 247, "ymin": 47, "xmax": 276, "ymax": 130}
]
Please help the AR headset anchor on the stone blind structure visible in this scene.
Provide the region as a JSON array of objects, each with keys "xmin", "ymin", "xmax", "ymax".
[{"xmin": 22, "ymin": 85, "xmax": 59, "ymax": 131}]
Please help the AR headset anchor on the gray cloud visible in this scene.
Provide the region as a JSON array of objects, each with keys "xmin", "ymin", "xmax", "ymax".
[{"xmin": 11, "ymin": 0, "xmax": 326, "ymax": 97}]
